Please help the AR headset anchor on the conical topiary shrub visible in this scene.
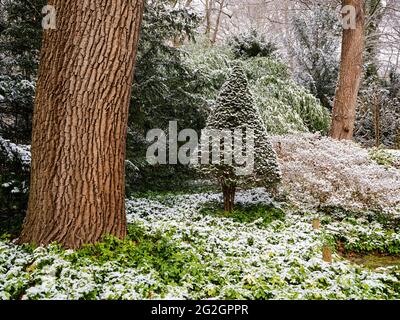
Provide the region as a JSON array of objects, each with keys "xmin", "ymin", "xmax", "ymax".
[{"xmin": 198, "ymin": 64, "xmax": 281, "ymax": 212}]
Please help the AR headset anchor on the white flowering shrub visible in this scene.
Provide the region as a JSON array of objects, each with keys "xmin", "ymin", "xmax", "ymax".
[
  {"xmin": 0, "ymin": 190, "xmax": 399, "ymax": 300},
  {"xmin": 271, "ymin": 133, "xmax": 400, "ymax": 215}
]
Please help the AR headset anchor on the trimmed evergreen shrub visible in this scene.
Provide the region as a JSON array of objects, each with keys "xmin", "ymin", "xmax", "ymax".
[{"xmin": 198, "ymin": 65, "xmax": 281, "ymax": 211}]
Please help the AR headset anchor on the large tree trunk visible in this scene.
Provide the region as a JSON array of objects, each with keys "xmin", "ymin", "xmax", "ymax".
[
  {"xmin": 330, "ymin": 0, "xmax": 365, "ymax": 140},
  {"xmin": 19, "ymin": 0, "xmax": 144, "ymax": 249}
]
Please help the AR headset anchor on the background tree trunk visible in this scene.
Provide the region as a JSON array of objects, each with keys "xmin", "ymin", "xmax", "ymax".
[
  {"xmin": 222, "ymin": 184, "xmax": 236, "ymax": 213},
  {"xmin": 211, "ymin": 0, "xmax": 225, "ymax": 45},
  {"xmin": 205, "ymin": 0, "xmax": 212, "ymax": 40},
  {"xmin": 19, "ymin": 0, "xmax": 144, "ymax": 249},
  {"xmin": 330, "ymin": 0, "xmax": 365, "ymax": 140},
  {"xmin": 373, "ymin": 94, "xmax": 381, "ymax": 147}
]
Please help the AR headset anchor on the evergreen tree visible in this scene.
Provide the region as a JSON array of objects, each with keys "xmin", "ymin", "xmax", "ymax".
[
  {"xmin": 0, "ymin": 0, "xmax": 45, "ymax": 143},
  {"xmin": 355, "ymin": 70, "xmax": 400, "ymax": 148},
  {"xmin": 291, "ymin": 5, "xmax": 341, "ymax": 110},
  {"xmin": 0, "ymin": 0, "xmax": 44, "ymax": 218},
  {"xmin": 0, "ymin": 0, "xmax": 44, "ymax": 78},
  {"xmin": 0, "ymin": 136, "xmax": 30, "ymax": 230},
  {"xmin": 199, "ymin": 64, "xmax": 281, "ymax": 212},
  {"xmin": 126, "ymin": 0, "xmax": 205, "ymax": 192},
  {"xmin": 227, "ymin": 29, "xmax": 278, "ymax": 60},
  {"xmin": 185, "ymin": 43, "xmax": 331, "ymax": 135}
]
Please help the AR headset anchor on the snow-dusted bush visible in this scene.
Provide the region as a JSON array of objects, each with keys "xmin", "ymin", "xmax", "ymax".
[
  {"xmin": 0, "ymin": 136, "xmax": 31, "ymax": 219},
  {"xmin": 355, "ymin": 80, "xmax": 400, "ymax": 149},
  {"xmin": 198, "ymin": 65, "xmax": 281, "ymax": 211},
  {"xmin": 183, "ymin": 44, "xmax": 331, "ymax": 135},
  {"xmin": 291, "ymin": 5, "xmax": 341, "ymax": 110},
  {"xmin": 183, "ymin": 42, "xmax": 232, "ymax": 102},
  {"xmin": 271, "ymin": 133, "xmax": 400, "ymax": 215},
  {"xmin": 0, "ymin": 136, "xmax": 31, "ymax": 166},
  {"xmin": 0, "ymin": 76, "xmax": 35, "ymax": 143},
  {"xmin": 369, "ymin": 147, "xmax": 400, "ymax": 169},
  {"xmin": 251, "ymin": 70, "xmax": 330, "ymax": 134},
  {"xmin": 227, "ymin": 28, "xmax": 278, "ymax": 59}
]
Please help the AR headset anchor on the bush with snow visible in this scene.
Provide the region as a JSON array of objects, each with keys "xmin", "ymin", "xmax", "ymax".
[
  {"xmin": 227, "ymin": 28, "xmax": 278, "ymax": 59},
  {"xmin": 0, "ymin": 76, "xmax": 35, "ymax": 143},
  {"xmin": 183, "ymin": 44, "xmax": 331, "ymax": 135},
  {"xmin": 271, "ymin": 133, "xmax": 400, "ymax": 215},
  {"xmin": 198, "ymin": 65, "xmax": 281, "ymax": 211},
  {"xmin": 290, "ymin": 5, "xmax": 341, "ymax": 110},
  {"xmin": 369, "ymin": 147, "xmax": 400, "ymax": 169},
  {"xmin": 355, "ymin": 79, "xmax": 400, "ymax": 149},
  {"xmin": 251, "ymin": 68, "xmax": 330, "ymax": 134},
  {"xmin": 0, "ymin": 136, "xmax": 31, "ymax": 220}
]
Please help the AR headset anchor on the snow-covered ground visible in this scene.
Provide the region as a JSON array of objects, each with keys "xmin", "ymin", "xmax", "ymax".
[
  {"xmin": 388, "ymin": 150, "xmax": 400, "ymax": 158},
  {"xmin": 0, "ymin": 189, "xmax": 399, "ymax": 300}
]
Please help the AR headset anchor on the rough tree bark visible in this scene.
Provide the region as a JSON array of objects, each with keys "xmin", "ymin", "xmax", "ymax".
[
  {"xmin": 19, "ymin": 0, "xmax": 144, "ymax": 248},
  {"xmin": 330, "ymin": 0, "xmax": 365, "ymax": 140},
  {"xmin": 222, "ymin": 184, "xmax": 236, "ymax": 213}
]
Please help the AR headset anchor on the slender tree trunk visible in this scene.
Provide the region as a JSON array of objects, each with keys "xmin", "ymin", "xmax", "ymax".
[
  {"xmin": 205, "ymin": 0, "xmax": 212, "ymax": 40},
  {"xmin": 283, "ymin": 0, "xmax": 294, "ymax": 72},
  {"xmin": 373, "ymin": 94, "xmax": 381, "ymax": 147},
  {"xmin": 364, "ymin": 0, "xmax": 384, "ymax": 78},
  {"xmin": 330, "ymin": 0, "xmax": 365, "ymax": 140},
  {"xmin": 396, "ymin": 129, "xmax": 400, "ymax": 150},
  {"xmin": 19, "ymin": 0, "xmax": 144, "ymax": 249},
  {"xmin": 222, "ymin": 184, "xmax": 235, "ymax": 213},
  {"xmin": 173, "ymin": 0, "xmax": 194, "ymax": 47},
  {"xmin": 211, "ymin": 0, "xmax": 225, "ymax": 45}
]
